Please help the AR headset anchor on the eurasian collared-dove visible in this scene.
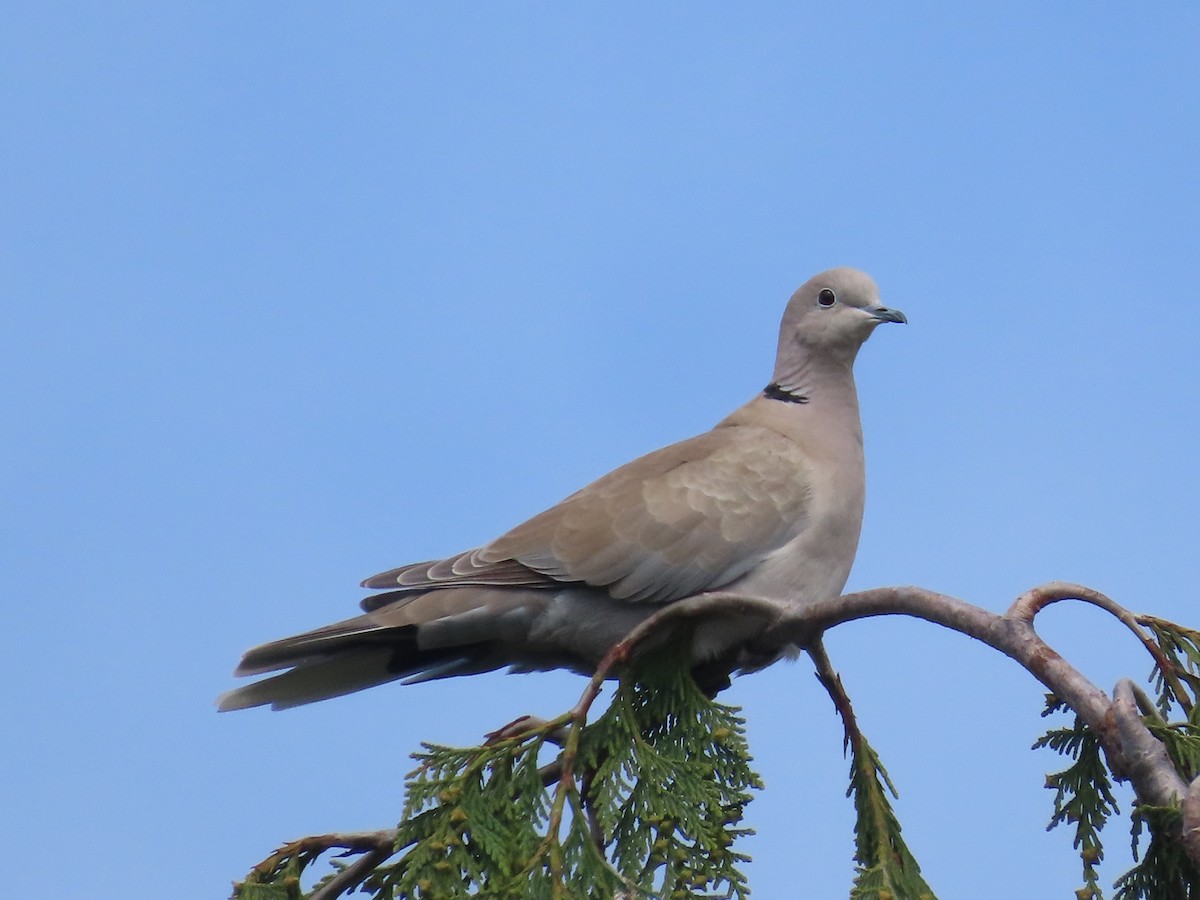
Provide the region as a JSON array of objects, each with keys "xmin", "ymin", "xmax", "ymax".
[{"xmin": 219, "ymin": 268, "xmax": 904, "ymax": 711}]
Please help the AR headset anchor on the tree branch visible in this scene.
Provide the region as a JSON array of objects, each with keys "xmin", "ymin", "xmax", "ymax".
[
  {"xmin": 779, "ymin": 585, "xmax": 1117, "ymax": 749},
  {"xmin": 563, "ymin": 581, "xmax": 1187, "ymax": 824},
  {"xmin": 241, "ymin": 830, "xmax": 400, "ymax": 900},
  {"xmin": 1111, "ymin": 679, "xmax": 1188, "ymax": 807},
  {"xmin": 1009, "ymin": 582, "xmax": 1189, "ymax": 713},
  {"xmin": 1184, "ymin": 775, "xmax": 1200, "ymax": 871},
  {"xmin": 308, "ymin": 836, "xmax": 397, "ymax": 900},
  {"xmin": 241, "ymin": 581, "xmax": 1200, "ymax": 897}
]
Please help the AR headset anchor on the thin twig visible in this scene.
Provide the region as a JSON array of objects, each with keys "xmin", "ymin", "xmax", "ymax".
[
  {"xmin": 242, "ymin": 830, "xmax": 399, "ymax": 900},
  {"xmin": 589, "ymin": 590, "xmax": 787, "ymax": 690},
  {"xmin": 247, "ymin": 830, "xmax": 398, "ymax": 881},
  {"xmin": 581, "ymin": 765, "xmax": 607, "ymax": 853},
  {"xmin": 309, "ymin": 842, "xmax": 397, "ymax": 900},
  {"xmin": 1136, "ymin": 614, "xmax": 1199, "ymax": 715},
  {"xmin": 486, "ymin": 714, "xmax": 571, "ymax": 746},
  {"xmin": 808, "ymin": 639, "xmax": 862, "ymax": 753},
  {"xmin": 1130, "ymin": 681, "xmax": 1169, "ymax": 724},
  {"xmin": 539, "ymin": 756, "xmax": 564, "ymax": 786}
]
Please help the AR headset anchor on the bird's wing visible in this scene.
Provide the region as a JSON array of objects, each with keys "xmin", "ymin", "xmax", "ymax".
[{"xmin": 362, "ymin": 423, "xmax": 814, "ymax": 607}]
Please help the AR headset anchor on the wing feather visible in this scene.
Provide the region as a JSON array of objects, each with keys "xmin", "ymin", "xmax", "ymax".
[
  {"xmin": 480, "ymin": 424, "xmax": 813, "ymax": 604},
  {"xmin": 360, "ymin": 424, "xmax": 813, "ymax": 608}
]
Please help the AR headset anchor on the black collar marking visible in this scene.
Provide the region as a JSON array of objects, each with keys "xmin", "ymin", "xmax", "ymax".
[{"xmin": 763, "ymin": 382, "xmax": 809, "ymax": 404}]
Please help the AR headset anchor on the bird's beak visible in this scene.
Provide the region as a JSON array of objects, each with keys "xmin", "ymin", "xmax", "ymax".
[{"xmin": 869, "ymin": 305, "xmax": 907, "ymax": 325}]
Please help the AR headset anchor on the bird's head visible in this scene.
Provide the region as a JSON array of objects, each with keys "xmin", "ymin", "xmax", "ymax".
[{"xmin": 776, "ymin": 267, "xmax": 906, "ymax": 368}]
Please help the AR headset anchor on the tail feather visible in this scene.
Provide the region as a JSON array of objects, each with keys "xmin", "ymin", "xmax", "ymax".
[
  {"xmin": 218, "ymin": 624, "xmax": 499, "ymax": 711},
  {"xmin": 231, "ymin": 614, "xmax": 395, "ymax": 677},
  {"xmin": 220, "ymin": 588, "xmax": 553, "ymax": 711},
  {"xmin": 218, "ymin": 647, "xmax": 407, "ymax": 711}
]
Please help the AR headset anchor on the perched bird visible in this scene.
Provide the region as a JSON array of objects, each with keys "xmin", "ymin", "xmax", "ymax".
[{"xmin": 219, "ymin": 268, "xmax": 905, "ymax": 711}]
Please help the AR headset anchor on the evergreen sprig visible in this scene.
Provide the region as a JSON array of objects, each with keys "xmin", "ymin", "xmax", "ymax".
[
  {"xmin": 1140, "ymin": 616, "xmax": 1200, "ymax": 717},
  {"xmin": 392, "ymin": 724, "xmax": 569, "ymax": 897},
  {"xmin": 581, "ymin": 647, "xmax": 761, "ymax": 899},
  {"xmin": 233, "ymin": 603, "xmax": 1200, "ymax": 899},
  {"xmin": 1033, "ymin": 696, "xmax": 1119, "ymax": 899},
  {"xmin": 847, "ymin": 735, "xmax": 936, "ymax": 900},
  {"xmin": 1113, "ymin": 804, "xmax": 1200, "ymax": 900},
  {"xmin": 235, "ymin": 836, "xmax": 360, "ymax": 899},
  {"xmin": 236, "ymin": 642, "xmax": 763, "ymax": 898},
  {"xmin": 1034, "ymin": 686, "xmax": 1200, "ymax": 900},
  {"xmin": 391, "ymin": 644, "xmax": 762, "ymax": 898},
  {"xmin": 1109, "ymin": 703, "xmax": 1200, "ymax": 898},
  {"xmin": 1144, "ymin": 718, "xmax": 1200, "ymax": 784}
]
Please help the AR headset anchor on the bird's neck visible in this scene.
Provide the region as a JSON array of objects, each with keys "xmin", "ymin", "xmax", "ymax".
[
  {"xmin": 720, "ymin": 357, "xmax": 863, "ymax": 454},
  {"xmin": 766, "ymin": 353, "xmax": 858, "ymax": 409}
]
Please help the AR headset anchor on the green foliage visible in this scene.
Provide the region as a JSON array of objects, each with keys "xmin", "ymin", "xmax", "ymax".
[
  {"xmin": 1035, "ymin": 615, "xmax": 1200, "ymax": 900},
  {"xmin": 234, "ymin": 839, "xmax": 339, "ymax": 899},
  {"xmin": 1106, "ymin": 616, "xmax": 1200, "ymax": 898},
  {"xmin": 1110, "ymin": 704, "xmax": 1200, "ymax": 899},
  {"xmin": 391, "ymin": 728, "xmax": 573, "ymax": 898},
  {"xmin": 847, "ymin": 735, "xmax": 936, "ymax": 900},
  {"xmin": 1141, "ymin": 616, "xmax": 1200, "ymax": 716},
  {"xmin": 394, "ymin": 647, "xmax": 762, "ymax": 898},
  {"xmin": 1112, "ymin": 803, "xmax": 1200, "ymax": 900},
  {"xmin": 1033, "ymin": 697, "xmax": 1120, "ymax": 898},
  {"xmin": 580, "ymin": 650, "xmax": 761, "ymax": 899},
  {"xmin": 1145, "ymin": 718, "xmax": 1200, "ymax": 784},
  {"xmin": 235, "ymin": 643, "xmax": 762, "ymax": 899},
  {"xmin": 234, "ymin": 882, "xmax": 302, "ymax": 900},
  {"xmin": 237, "ymin": 614, "xmax": 1200, "ymax": 899}
]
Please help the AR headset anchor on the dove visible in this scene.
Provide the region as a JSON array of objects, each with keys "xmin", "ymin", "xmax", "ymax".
[{"xmin": 219, "ymin": 267, "xmax": 905, "ymax": 710}]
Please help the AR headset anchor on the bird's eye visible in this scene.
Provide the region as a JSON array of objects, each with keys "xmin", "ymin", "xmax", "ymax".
[{"xmin": 817, "ymin": 289, "xmax": 836, "ymax": 307}]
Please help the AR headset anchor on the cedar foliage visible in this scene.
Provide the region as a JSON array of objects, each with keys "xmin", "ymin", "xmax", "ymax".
[
  {"xmin": 236, "ymin": 617, "xmax": 1200, "ymax": 899},
  {"xmin": 1034, "ymin": 618, "xmax": 1200, "ymax": 899}
]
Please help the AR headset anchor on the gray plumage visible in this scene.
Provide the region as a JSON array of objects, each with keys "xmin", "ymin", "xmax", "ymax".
[{"xmin": 219, "ymin": 268, "xmax": 905, "ymax": 711}]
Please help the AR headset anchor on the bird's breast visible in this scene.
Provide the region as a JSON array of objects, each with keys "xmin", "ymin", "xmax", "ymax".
[{"xmin": 726, "ymin": 419, "xmax": 866, "ymax": 607}]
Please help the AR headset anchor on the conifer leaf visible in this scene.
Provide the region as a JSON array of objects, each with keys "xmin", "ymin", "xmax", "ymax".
[
  {"xmin": 847, "ymin": 735, "xmax": 936, "ymax": 900},
  {"xmin": 1113, "ymin": 804, "xmax": 1200, "ymax": 899},
  {"xmin": 1034, "ymin": 699, "xmax": 1118, "ymax": 898},
  {"xmin": 230, "ymin": 640, "xmax": 761, "ymax": 899},
  {"xmin": 1140, "ymin": 617, "xmax": 1200, "ymax": 717}
]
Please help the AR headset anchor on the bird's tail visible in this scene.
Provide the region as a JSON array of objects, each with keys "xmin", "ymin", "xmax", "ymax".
[{"xmin": 217, "ymin": 588, "xmax": 548, "ymax": 711}]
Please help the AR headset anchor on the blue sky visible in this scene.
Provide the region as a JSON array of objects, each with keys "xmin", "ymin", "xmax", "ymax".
[{"xmin": 3, "ymin": 4, "xmax": 1199, "ymax": 897}]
